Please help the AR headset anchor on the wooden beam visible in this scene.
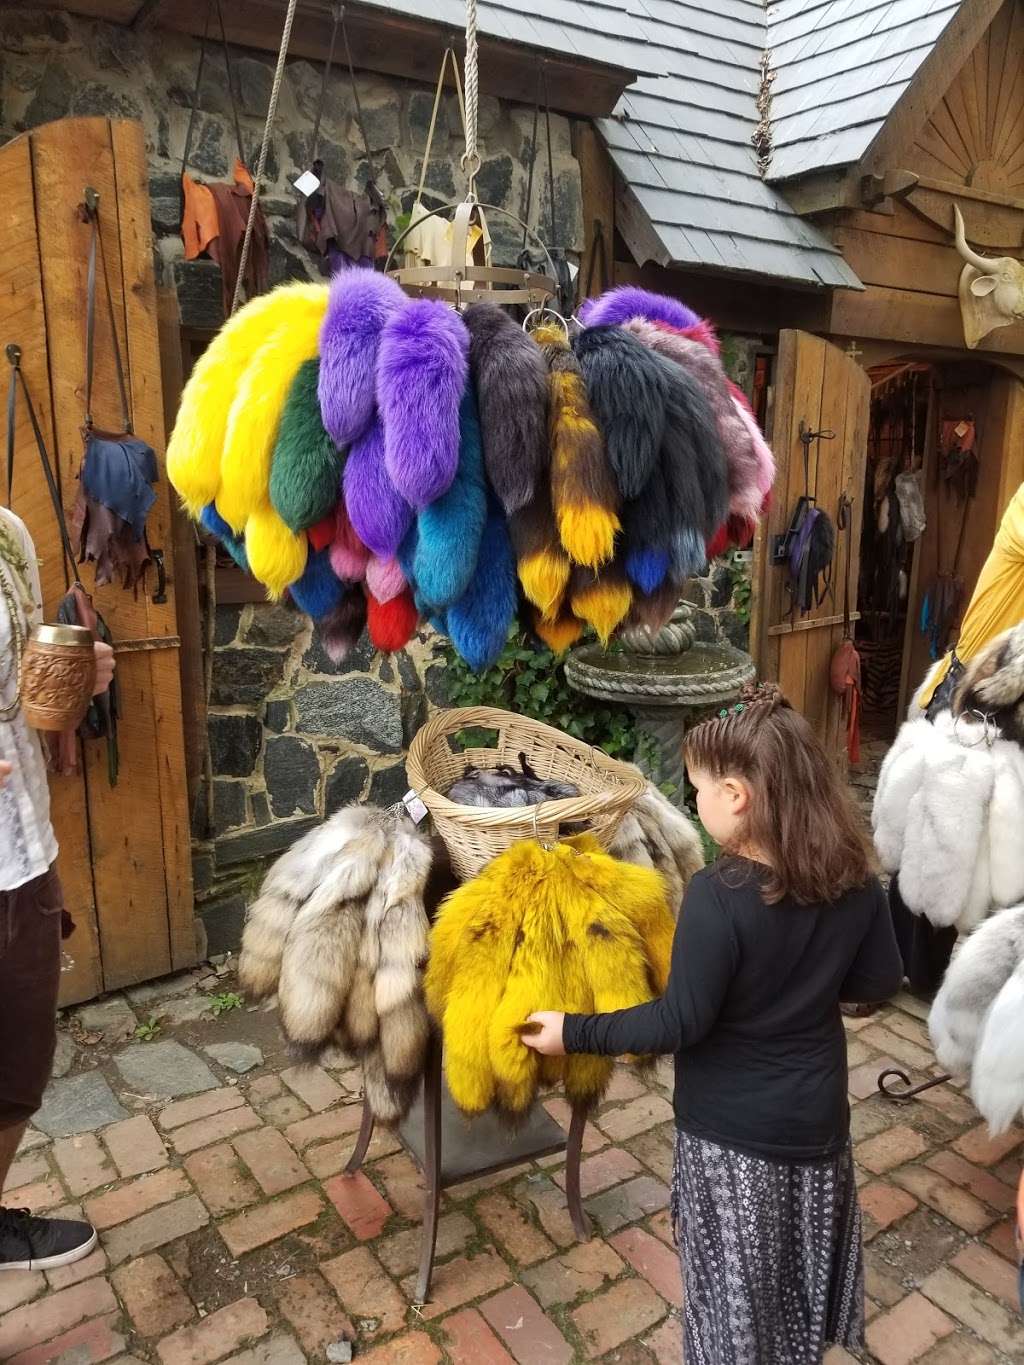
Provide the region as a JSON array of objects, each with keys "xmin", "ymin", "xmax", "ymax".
[
  {"xmin": 781, "ymin": 170, "xmax": 861, "ymax": 217},
  {"xmin": 572, "ymin": 120, "xmax": 615, "ymax": 298},
  {"xmin": 130, "ymin": 0, "xmax": 163, "ymax": 30},
  {"xmin": 829, "ymin": 281, "xmax": 1024, "ymax": 354},
  {"xmin": 857, "ymin": 0, "xmax": 1007, "ymax": 179},
  {"xmin": 612, "ymin": 259, "xmax": 831, "ymax": 336},
  {"xmin": 905, "ymin": 184, "xmax": 1024, "ymax": 250},
  {"xmin": 52, "ymin": 0, "xmax": 633, "ymax": 118},
  {"xmin": 614, "ymin": 178, "xmax": 672, "ymax": 270}
]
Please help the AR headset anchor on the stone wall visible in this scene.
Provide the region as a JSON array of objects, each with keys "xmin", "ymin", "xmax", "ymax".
[{"xmin": 0, "ymin": 6, "xmax": 584, "ymax": 330}]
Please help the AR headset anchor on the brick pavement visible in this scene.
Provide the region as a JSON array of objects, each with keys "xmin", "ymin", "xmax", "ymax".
[{"xmin": 1, "ymin": 966, "xmax": 1021, "ymax": 1365}]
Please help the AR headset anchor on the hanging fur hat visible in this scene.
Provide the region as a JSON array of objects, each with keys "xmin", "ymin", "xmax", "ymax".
[
  {"xmin": 425, "ymin": 837, "xmax": 673, "ymax": 1116},
  {"xmin": 447, "ymin": 496, "xmax": 518, "ymax": 671},
  {"xmin": 366, "ymin": 554, "xmax": 406, "ymax": 604},
  {"xmin": 463, "ymin": 303, "xmax": 549, "ymax": 515},
  {"xmin": 318, "ymin": 268, "xmax": 407, "ymax": 448},
  {"xmin": 289, "ymin": 546, "xmax": 346, "ymax": 620},
  {"xmin": 573, "ymin": 327, "xmax": 668, "ymax": 500},
  {"xmin": 200, "ymin": 502, "xmax": 249, "ymax": 571},
  {"xmin": 377, "ymin": 299, "xmax": 467, "ymax": 508},
  {"xmin": 953, "ymin": 622, "xmax": 1024, "ymax": 744},
  {"xmin": 217, "ymin": 290, "xmax": 329, "ymax": 533},
  {"xmin": 509, "ymin": 480, "xmax": 571, "ymax": 621},
  {"xmin": 531, "ymin": 324, "xmax": 620, "ymax": 570},
  {"xmin": 579, "ymin": 285, "xmax": 701, "ymax": 333},
  {"xmin": 329, "ymin": 501, "xmax": 370, "ymax": 582},
  {"xmin": 245, "ymin": 506, "xmax": 309, "ymax": 600},
  {"xmin": 240, "ymin": 807, "xmax": 433, "ymax": 1125},
  {"xmin": 568, "ymin": 556, "xmax": 632, "ymax": 643},
  {"xmin": 316, "ymin": 587, "xmax": 368, "ymax": 665},
  {"xmin": 413, "ymin": 385, "xmax": 488, "ymax": 610},
  {"xmin": 269, "ymin": 358, "xmax": 346, "ymax": 533},
  {"xmin": 367, "ymin": 587, "xmax": 419, "ymax": 653},
  {"xmin": 343, "ymin": 419, "xmax": 413, "ymax": 559},
  {"xmin": 169, "ymin": 283, "xmax": 327, "ymax": 517}
]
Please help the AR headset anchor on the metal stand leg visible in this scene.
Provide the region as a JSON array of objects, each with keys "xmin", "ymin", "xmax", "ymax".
[
  {"xmin": 414, "ymin": 1034, "xmax": 443, "ymax": 1305},
  {"xmin": 344, "ymin": 1099, "xmax": 375, "ymax": 1174},
  {"xmin": 878, "ymin": 1067, "xmax": 953, "ymax": 1101},
  {"xmin": 564, "ymin": 1102, "xmax": 592, "ymax": 1242}
]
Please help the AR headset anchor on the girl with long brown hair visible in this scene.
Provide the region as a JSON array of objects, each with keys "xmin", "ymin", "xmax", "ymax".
[{"xmin": 524, "ymin": 685, "xmax": 902, "ymax": 1364}]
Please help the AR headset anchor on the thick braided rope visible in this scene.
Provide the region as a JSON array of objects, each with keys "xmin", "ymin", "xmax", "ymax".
[
  {"xmin": 231, "ymin": 0, "xmax": 298, "ymax": 316},
  {"xmin": 461, "ymin": 0, "xmax": 480, "ymax": 194}
]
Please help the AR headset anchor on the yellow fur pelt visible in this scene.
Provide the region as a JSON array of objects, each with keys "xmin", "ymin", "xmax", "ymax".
[
  {"xmin": 217, "ymin": 290, "xmax": 330, "ymax": 534},
  {"xmin": 424, "ymin": 837, "xmax": 674, "ymax": 1118},
  {"xmin": 167, "ymin": 283, "xmax": 328, "ymax": 517},
  {"xmin": 239, "ymin": 806, "xmax": 433, "ymax": 1125}
]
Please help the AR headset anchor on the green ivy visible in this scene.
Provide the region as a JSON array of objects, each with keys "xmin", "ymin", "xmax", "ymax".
[{"xmin": 723, "ymin": 550, "xmax": 753, "ymax": 626}]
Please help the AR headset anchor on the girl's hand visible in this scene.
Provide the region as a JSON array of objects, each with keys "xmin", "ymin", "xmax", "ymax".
[
  {"xmin": 92, "ymin": 641, "xmax": 115, "ymax": 696},
  {"xmin": 521, "ymin": 1011, "xmax": 566, "ymax": 1056}
]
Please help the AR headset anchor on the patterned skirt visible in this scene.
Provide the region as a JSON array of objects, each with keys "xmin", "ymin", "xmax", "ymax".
[{"xmin": 671, "ymin": 1130, "xmax": 865, "ymax": 1365}]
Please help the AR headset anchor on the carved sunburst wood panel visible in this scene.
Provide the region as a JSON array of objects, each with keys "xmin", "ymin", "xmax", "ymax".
[{"xmin": 914, "ymin": 0, "xmax": 1024, "ymax": 195}]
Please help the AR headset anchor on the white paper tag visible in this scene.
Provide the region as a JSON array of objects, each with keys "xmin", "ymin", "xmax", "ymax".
[
  {"xmin": 403, "ymin": 790, "xmax": 429, "ymax": 824},
  {"xmin": 293, "ymin": 169, "xmax": 321, "ymax": 198}
]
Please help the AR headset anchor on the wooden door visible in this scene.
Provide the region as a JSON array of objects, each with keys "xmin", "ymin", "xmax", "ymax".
[
  {"xmin": 1, "ymin": 118, "xmax": 196, "ymax": 1004},
  {"xmin": 750, "ymin": 331, "xmax": 870, "ymax": 762}
]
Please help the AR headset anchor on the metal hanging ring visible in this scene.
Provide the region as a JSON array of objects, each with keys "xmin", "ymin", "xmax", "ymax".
[{"xmin": 522, "ymin": 305, "xmax": 569, "ymax": 338}]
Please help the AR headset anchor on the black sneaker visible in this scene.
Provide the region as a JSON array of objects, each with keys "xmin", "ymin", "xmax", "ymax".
[{"xmin": 0, "ymin": 1207, "xmax": 98, "ymax": 1271}]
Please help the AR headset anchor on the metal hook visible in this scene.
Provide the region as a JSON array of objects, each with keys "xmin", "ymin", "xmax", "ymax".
[
  {"xmin": 522, "ymin": 304, "xmax": 569, "ymax": 338},
  {"xmin": 5, "ymin": 344, "xmax": 21, "ymax": 369}
]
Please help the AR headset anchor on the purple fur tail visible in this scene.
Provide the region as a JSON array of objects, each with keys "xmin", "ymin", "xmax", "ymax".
[
  {"xmin": 343, "ymin": 419, "xmax": 413, "ymax": 558},
  {"xmin": 579, "ymin": 285, "xmax": 700, "ymax": 332},
  {"xmin": 318, "ymin": 270, "xmax": 407, "ymax": 447}
]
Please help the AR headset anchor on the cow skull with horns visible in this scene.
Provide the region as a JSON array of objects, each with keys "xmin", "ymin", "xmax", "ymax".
[{"xmin": 953, "ymin": 203, "xmax": 1024, "ymax": 350}]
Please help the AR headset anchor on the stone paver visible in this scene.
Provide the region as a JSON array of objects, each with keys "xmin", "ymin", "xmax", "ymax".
[{"xmin": 10, "ymin": 944, "xmax": 1023, "ymax": 1365}]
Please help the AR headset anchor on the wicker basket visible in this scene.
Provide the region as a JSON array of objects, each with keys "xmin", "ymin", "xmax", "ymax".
[{"xmin": 406, "ymin": 706, "xmax": 646, "ymax": 879}]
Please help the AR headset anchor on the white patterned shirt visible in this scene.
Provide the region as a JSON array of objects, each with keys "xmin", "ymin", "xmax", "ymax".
[{"xmin": 0, "ymin": 508, "xmax": 58, "ymax": 891}]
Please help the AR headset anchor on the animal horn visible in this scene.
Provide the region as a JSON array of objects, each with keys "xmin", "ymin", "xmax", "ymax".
[{"xmin": 953, "ymin": 203, "xmax": 993, "ymax": 273}]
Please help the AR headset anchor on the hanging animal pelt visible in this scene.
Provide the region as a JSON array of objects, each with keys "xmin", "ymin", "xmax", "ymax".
[
  {"xmin": 315, "ymin": 586, "xmax": 367, "ymax": 665},
  {"xmin": 425, "ymin": 836, "xmax": 674, "ymax": 1117},
  {"xmin": 569, "ymin": 556, "xmax": 632, "ymax": 644},
  {"xmin": 318, "ymin": 268, "xmax": 407, "ymax": 448},
  {"xmin": 343, "ymin": 419, "xmax": 413, "ymax": 559},
  {"xmin": 620, "ymin": 461, "xmax": 674, "ymax": 594},
  {"xmin": 200, "ymin": 502, "xmax": 249, "ymax": 571},
  {"xmin": 580, "ymin": 285, "xmax": 720, "ymax": 357},
  {"xmin": 532, "ymin": 324, "xmax": 620, "ymax": 571},
  {"xmin": 510, "ymin": 480, "xmax": 571, "ymax": 622},
  {"xmin": 367, "ymin": 586, "xmax": 419, "ymax": 653},
  {"xmin": 365, "ymin": 555, "xmax": 406, "ymax": 605},
  {"xmin": 307, "ymin": 515, "xmax": 336, "ymax": 553},
  {"xmin": 329, "ymin": 501, "xmax": 370, "ymax": 582},
  {"xmin": 953, "ymin": 622, "xmax": 1024, "ymax": 744},
  {"xmin": 413, "ymin": 385, "xmax": 488, "ymax": 610},
  {"xmin": 530, "ymin": 602, "xmax": 583, "ymax": 655},
  {"xmin": 168, "ymin": 282, "xmax": 327, "ymax": 517},
  {"xmin": 217, "ymin": 291, "xmax": 329, "ymax": 533},
  {"xmin": 240, "ymin": 807, "xmax": 433, "ymax": 1126},
  {"xmin": 608, "ymin": 774, "xmax": 705, "ymax": 915},
  {"xmin": 270, "ymin": 358, "xmax": 347, "ymax": 533},
  {"xmin": 573, "ymin": 327, "xmax": 668, "ymax": 500},
  {"xmin": 463, "ymin": 303, "xmax": 549, "ymax": 515},
  {"xmin": 625, "ymin": 577, "xmax": 681, "ymax": 634},
  {"xmin": 377, "ymin": 298, "xmax": 468, "ymax": 508},
  {"xmin": 289, "ymin": 546, "xmax": 346, "ymax": 620},
  {"xmin": 446, "ymin": 496, "xmax": 518, "ymax": 671},
  {"xmin": 245, "ymin": 505, "xmax": 309, "ymax": 600}
]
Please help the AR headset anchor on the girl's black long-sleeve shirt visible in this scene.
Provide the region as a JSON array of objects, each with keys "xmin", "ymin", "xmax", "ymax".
[{"xmin": 562, "ymin": 862, "xmax": 902, "ymax": 1160}]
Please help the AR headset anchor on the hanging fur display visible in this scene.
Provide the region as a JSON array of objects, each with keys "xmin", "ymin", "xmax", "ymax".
[
  {"xmin": 872, "ymin": 709, "xmax": 1024, "ymax": 933},
  {"xmin": 366, "ymin": 555, "xmax": 406, "ymax": 605},
  {"xmin": 953, "ymin": 621, "xmax": 1024, "ymax": 744},
  {"xmin": 316, "ymin": 587, "xmax": 368, "ymax": 664},
  {"xmin": 509, "ymin": 480, "xmax": 571, "ymax": 621},
  {"xmin": 608, "ymin": 775, "xmax": 705, "ymax": 914},
  {"xmin": 573, "ymin": 327, "xmax": 668, "ymax": 499},
  {"xmin": 532, "ymin": 324, "xmax": 620, "ymax": 570},
  {"xmin": 579, "ymin": 285, "xmax": 702, "ymax": 334},
  {"xmin": 568, "ymin": 557, "xmax": 632, "ymax": 644},
  {"xmin": 929, "ymin": 904, "xmax": 1024, "ymax": 1133},
  {"xmin": 531, "ymin": 602, "xmax": 584, "ymax": 655},
  {"xmin": 245, "ymin": 506, "xmax": 309, "ymax": 601},
  {"xmin": 625, "ymin": 578, "xmax": 682, "ymax": 633},
  {"xmin": 367, "ymin": 587, "xmax": 419, "ymax": 653},
  {"xmin": 377, "ymin": 298, "xmax": 468, "ymax": 508},
  {"xmin": 239, "ymin": 807, "xmax": 433, "ymax": 1125},
  {"xmin": 307, "ymin": 515, "xmax": 336, "ymax": 553},
  {"xmin": 424, "ymin": 837, "xmax": 674, "ymax": 1117},
  {"xmin": 200, "ymin": 502, "xmax": 249, "ymax": 571},
  {"xmin": 463, "ymin": 303, "xmax": 549, "ymax": 515},
  {"xmin": 343, "ymin": 419, "xmax": 413, "ymax": 559},
  {"xmin": 168, "ymin": 282, "xmax": 327, "ymax": 517},
  {"xmin": 318, "ymin": 269, "xmax": 407, "ymax": 448},
  {"xmin": 412, "ymin": 386, "xmax": 488, "ymax": 610},
  {"xmin": 289, "ymin": 546, "xmax": 346, "ymax": 620},
  {"xmin": 329, "ymin": 502, "xmax": 370, "ymax": 582},
  {"xmin": 217, "ymin": 291, "xmax": 329, "ymax": 533},
  {"xmin": 445, "ymin": 497, "xmax": 518, "ymax": 671},
  {"xmin": 621, "ymin": 461, "xmax": 674, "ymax": 594},
  {"xmin": 269, "ymin": 358, "xmax": 347, "ymax": 533}
]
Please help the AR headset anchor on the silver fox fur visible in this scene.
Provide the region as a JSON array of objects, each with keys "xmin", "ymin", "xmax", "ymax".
[
  {"xmin": 929, "ymin": 903, "xmax": 1024, "ymax": 1078},
  {"xmin": 238, "ymin": 806, "xmax": 432, "ymax": 1125},
  {"xmin": 972, "ymin": 955, "xmax": 1024, "ymax": 1133},
  {"xmin": 609, "ymin": 773, "xmax": 704, "ymax": 915}
]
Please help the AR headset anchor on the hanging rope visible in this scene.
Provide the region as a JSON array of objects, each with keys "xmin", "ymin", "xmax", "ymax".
[
  {"xmin": 461, "ymin": 0, "xmax": 480, "ymax": 198},
  {"xmin": 230, "ymin": 0, "xmax": 298, "ymax": 315}
]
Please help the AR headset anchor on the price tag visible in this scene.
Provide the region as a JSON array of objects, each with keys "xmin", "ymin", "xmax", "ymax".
[
  {"xmin": 403, "ymin": 790, "xmax": 429, "ymax": 824},
  {"xmin": 293, "ymin": 169, "xmax": 321, "ymax": 198}
]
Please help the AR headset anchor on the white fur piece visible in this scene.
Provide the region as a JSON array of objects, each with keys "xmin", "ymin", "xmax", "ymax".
[
  {"xmin": 871, "ymin": 718, "xmax": 930, "ymax": 872},
  {"xmin": 988, "ymin": 738, "xmax": 1024, "ymax": 907},
  {"xmin": 372, "ymin": 822, "xmax": 433, "ymax": 1016},
  {"xmin": 929, "ymin": 903, "xmax": 1024, "ymax": 1076},
  {"xmin": 971, "ymin": 956, "xmax": 1024, "ymax": 1133},
  {"xmin": 609, "ymin": 777, "xmax": 704, "ymax": 917}
]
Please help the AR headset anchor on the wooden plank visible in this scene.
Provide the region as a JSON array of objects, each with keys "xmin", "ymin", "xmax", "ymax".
[
  {"xmin": 831, "ymin": 227, "xmax": 960, "ymax": 299},
  {"xmin": 111, "ymin": 119, "xmax": 196, "ymax": 974},
  {"xmin": 572, "ymin": 121, "xmax": 615, "ymax": 299},
  {"xmin": 0, "ymin": 131, "xmax": 103, "ymax": 1006},
  {"xmin": 32, "ymin": 117, "xmax": 172, "ymax": 989},
  {"xmin": 834, "ymin": 350, "xmax": 869, "ymax": 768},
  {"xmin": 766, "ymin": 610, "xmax": 861, "ymax": 637},
  {"xmin": 905, "ymin": 186, "xmax": 1024, "ymax": 250},
  {"xmin": 830, "ymin": 284, "xmax": 1024, "ymax": 354}
]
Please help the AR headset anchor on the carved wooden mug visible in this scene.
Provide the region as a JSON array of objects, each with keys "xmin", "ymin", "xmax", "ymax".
[{"xmin": 20, "ymin": 624, "xmax": 96, "ymax": 732}]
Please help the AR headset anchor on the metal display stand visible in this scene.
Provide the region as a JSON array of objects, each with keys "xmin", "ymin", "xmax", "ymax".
[
  {"xmin": 877, "ymin": 1067, "xmax": 953, "ymax": 1101},
  {"xmin": 342, "ymin": 1032, "xmax": 592, "ymax": 1303}
]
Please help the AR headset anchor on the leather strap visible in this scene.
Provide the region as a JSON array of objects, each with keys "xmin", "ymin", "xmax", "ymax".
[
  {"xmin": 415, "ymin": 48, "xmax": 465, "ymax": 208},
  {"xmin": 6, "ymin": 344, "xmax": 81, "ymax": 584},
  {"xmin": 839, "ymin": 492, "xmax": 854, "ymax": 638},
  {"xmin": 83, "ymin": 191, "xmax": 132, "ymax": 434}
]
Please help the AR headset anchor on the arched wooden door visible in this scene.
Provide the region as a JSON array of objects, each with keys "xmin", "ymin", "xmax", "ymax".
[
  {"xmin": 750, "ymin": 331, "xmax": 870, "ymax": 763},
  {"xmin": 1, "ymin": 118, "xmax": 196, "ymax": 1003}
]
